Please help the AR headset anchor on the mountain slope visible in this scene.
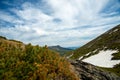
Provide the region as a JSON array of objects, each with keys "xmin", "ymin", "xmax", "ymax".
[
  {"xmin": 48, "ymin": 45, "xmax": 72, "ymax": 56},
  {"xmin": 67, "ymin": 24, "xmax": 120, "ymax": 76},
  {"xmin": 70, "ymin": 24, "xmax": 120, "ymax": 60},
  {"xmin": 68, "ymin": 25, "xmax": 120, "ymax": 59}
]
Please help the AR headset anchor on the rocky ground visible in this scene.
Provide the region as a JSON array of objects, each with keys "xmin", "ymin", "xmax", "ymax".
[{"xmin": 69, "ymin": 60, "xmax": 120, "ymax": 80}]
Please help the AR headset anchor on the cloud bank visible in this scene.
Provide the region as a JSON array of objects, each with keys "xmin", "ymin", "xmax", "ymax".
[{"xmin": 0, "ymin": 0, "xmax": 120, "ymax": 47}]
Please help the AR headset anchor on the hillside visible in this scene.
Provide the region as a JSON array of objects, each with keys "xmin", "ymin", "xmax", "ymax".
[
  {"xmin": 48, "ymin": 45, "xmax": 72, "ymax": 56},
  {"xmin": 1, "ymin": 36, "xmax": 120, "ymax": 80},
  {"xmin": 70, "ymin": 24, "xmax": 120, "ymax": 60},
  {"xmin": 0, "ymin": 36, "xmax": 78, "ymax": 80},
  {"xmin": 67, "ymin": 24, "xmax": 120, "ymax": 76}
]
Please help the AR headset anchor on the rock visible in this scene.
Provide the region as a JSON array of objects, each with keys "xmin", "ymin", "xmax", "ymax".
[{"xmin": 70, "ymin": 60, "xmax": 120, "ymax": 80}]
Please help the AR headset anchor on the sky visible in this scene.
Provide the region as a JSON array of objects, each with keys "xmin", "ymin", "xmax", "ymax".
[{"xmin": 0, "ymin": 0, "xmax": 120, "ymax": 47}]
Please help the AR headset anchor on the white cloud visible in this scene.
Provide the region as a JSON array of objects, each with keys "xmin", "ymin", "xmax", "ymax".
[
  {"xmin": 45, "ymin": 0, "xmax": 109, "ymax": 25},
  {"xmin": 0, "ymin": 0, "xmax": 120, "ymax": 47},
  {"xmin": 0, "ymin": 11, "xmax": 17, "ymax": 23}
]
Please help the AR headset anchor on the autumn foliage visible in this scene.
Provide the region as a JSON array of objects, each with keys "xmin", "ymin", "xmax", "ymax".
[{"xmin": 0, "ymin": 37, "xmax": 79, "ymax": 80}]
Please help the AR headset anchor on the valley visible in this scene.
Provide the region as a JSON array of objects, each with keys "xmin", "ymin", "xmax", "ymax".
[{"xmin": 0, "ymin": 24, "xmax": 120, "ymax": 80}]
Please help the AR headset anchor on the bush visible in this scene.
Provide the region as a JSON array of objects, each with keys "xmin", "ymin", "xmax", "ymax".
[{"xmin": 0, "ymin": 39, "xmax": 79, "ymax": 80}]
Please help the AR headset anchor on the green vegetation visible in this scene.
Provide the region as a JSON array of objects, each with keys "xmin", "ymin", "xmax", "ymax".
[
  {"xmin": 112, "ymin": 52, "xmax": 120, "ymax": 60},
  {"xmin": 0, "ymin": 37, "xmax": 78, "ymax": 80},
  {"xmin": 9, "ymin": 39, "xmax": 23, "ymax": 43},
  {"xmin": 0, "ymin": 36, "xmax": 7, "ymax": 39}
]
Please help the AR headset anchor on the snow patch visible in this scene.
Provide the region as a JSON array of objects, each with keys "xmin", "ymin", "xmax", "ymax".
[
  {"xmin": 103, "ymin": 46, "xmax": 107, "ymax": 49},
  {"xmin": 79, "ymin": 49, "xmax": 98, "ymax": 60},
  {"xmin": 82, "ymin": 50, "xmax": 120, "ymax": 68},
  {"xmin": 113, "ymin": 29, "xmax": 118, "ymax": 32},
  {"xmin": 85, "ymin": 52, "xmax": 91, "ymax": 56},
  {"xmin": 78, "ymin": 52, "xmax": 91, "ymax": 60},
  {"xmin": 67, "ymin": 54, "xmax": 73, "ymax": 58},
  {"xmin": 79, "ymin": 56, "xmax": 83, "ymax": 60},
  {"xmin": 109, "ymin": 29, "xmax": 118, "ymax": 34},
  {"xmin": 93, "ymin": 49, "xmax": 98, "ymax": 53}
]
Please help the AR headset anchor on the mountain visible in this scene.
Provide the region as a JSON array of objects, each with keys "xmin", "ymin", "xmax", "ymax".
[
  {"xmin": 1, "ymin": 36, "xmax": 120, "ymax": 80},
  {"xmin": 67, "ymin": 24, "xmax": 120, "ymax": 76},
  {"xmin": 67, "ymin": 47, "xmax": 78, "ymax": 50},
  {"xmin": 48, "ymin": 45, "xmax": 72, "ymax": 55}
]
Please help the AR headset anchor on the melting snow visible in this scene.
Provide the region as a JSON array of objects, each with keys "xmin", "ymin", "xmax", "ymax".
[
  {"xmin": 79, "ymin": 56, "xmax": 83, "ymax": 60},
  {"xmin": 93, "ymin": 49, "xmax": 98, "ymax": 53},
  {"xmin": 113, "ymin": 29, "xmax": 118, "ymax": 32},
  {"xmin": 109, "ymin": 29, "xmax": 118, "ymax": 34},
  {"xmin": 85, "ymin": 52, "xmax": 91, "ymax": 56},
  {"xmin": 79, "ymin": 49, "xmax": 98, "ymax": 60},
  {"xmin": 82, "ymin": 50, "xmax": 120, "ymax": 68},
  {"xmin": 78, "ymin": 52, "xmax": 91, "ymax": 60},
  {"xmin": 67, "ymin": 54, "xmax": 73, "ymax": 58}
]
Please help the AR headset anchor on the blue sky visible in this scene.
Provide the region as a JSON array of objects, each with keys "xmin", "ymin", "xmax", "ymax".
[{"xmin": 0, "ymin": 0, "xmax": 120, "ymax": 47}]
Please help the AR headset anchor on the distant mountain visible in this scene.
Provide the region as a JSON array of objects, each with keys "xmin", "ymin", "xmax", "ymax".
[
  {"xmin": 48, "ymin": 45, "xmax": 72, "ymax": 55},
  {"xmin": 67, "ymin": 24, "xmax": 120, "ymax": 76},
  {"xmin": 66, "ymin": 47, "xmax": 78, "ymax": 50},
  {"xmin": 1, "ymin": 35, "xmax": 120, "ymax": 79}
]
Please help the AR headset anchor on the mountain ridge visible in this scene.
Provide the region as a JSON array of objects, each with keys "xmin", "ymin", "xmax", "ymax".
[{"xmin": 48, "ymin": 45, "xmax": 72, "ymax": 55}]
